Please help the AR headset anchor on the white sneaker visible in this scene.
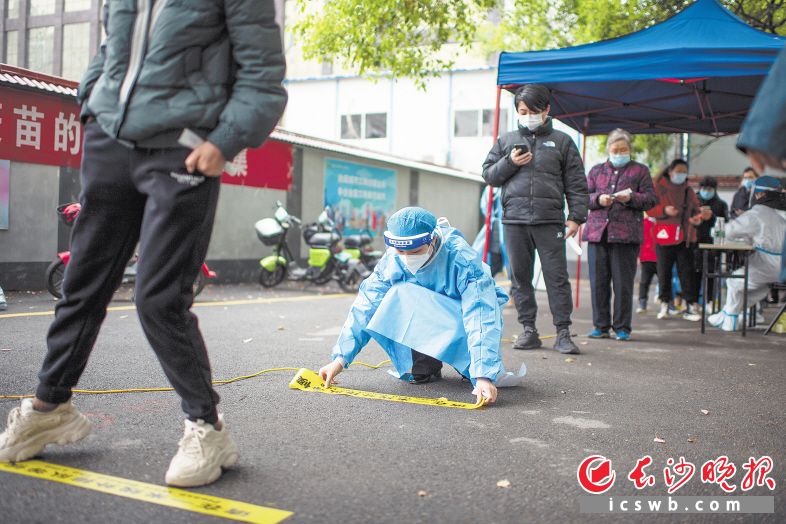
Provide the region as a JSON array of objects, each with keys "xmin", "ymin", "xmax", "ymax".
[
  {"xmin": 0, "ymin": 399, "xmax": 92, "ymax": 462},
  {"xmin": 657, "ymin": 303, "xmax": 669, "ymax": 319},
  {"xmin": 165, "ymin": 415, "xmax": 239, "ymax": 487},
  {"xmin": 682, "ymin": 303, "xmax": 702, "ymax": 322}
]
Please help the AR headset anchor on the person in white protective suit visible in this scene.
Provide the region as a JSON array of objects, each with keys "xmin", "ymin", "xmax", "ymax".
[
  {"xmin": 318, "ymin": 207, "xmax": 526, "ymax": 404},
  {"xmin": 708, "ymin": 176, "xmax": 786, "ymax": 332}
]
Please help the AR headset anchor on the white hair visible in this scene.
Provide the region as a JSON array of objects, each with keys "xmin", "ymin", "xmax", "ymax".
[{"xmin": 606, "ymin": 128, "xmax": 633, "ymax": 152}]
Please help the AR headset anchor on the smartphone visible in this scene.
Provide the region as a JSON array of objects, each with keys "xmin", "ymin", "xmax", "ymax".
[{"xmin": 512, "ymin": 143, "xmax": 530, "ymax": 154}]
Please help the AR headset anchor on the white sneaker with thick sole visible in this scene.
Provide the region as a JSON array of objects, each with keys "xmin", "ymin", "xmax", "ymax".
[
  {"xmin": 0, "ymin": 399, "xmax": 92, "ymax": 462},
  {"xmin": 682, "ymin": 303, "xmax": 702, "ymax": 322},
  {"xmin": 657, "ymin": 303, "xmax": 669, "ymax": 319},
  {"xmin": 165, "ymin": 415, "xmax": 239, "ymax": 487}
]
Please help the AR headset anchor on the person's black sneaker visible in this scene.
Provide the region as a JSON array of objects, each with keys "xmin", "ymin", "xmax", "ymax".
[
  {"xmin": 553, "ymin": 328, "xmax": 580, "ymax": 354},
  {"xmin": 408, "ymin": 370, "xmax": 441, "ymax": 384},
  {"xmin": 513, "ymin": 326, "xmax": 542, "ymax": 350}
]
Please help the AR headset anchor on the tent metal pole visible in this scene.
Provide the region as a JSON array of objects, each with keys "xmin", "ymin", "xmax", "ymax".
[
  {"xmin": 483, "ymin": 85, "xmax": 502, "ymax": 263},
  {"xmin": 576, "ymin": 132, "xmax": 587, "ymax": 309}
]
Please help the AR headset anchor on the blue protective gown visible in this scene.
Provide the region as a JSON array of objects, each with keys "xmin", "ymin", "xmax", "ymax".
[{"xmin": 331, "ymin": 226, "xmax": 510, "ymax": 384}]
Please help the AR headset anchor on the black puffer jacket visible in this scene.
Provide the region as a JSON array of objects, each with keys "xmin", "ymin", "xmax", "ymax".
[{"xmin": 482, "ymin": 119, "xmax": 589, "ymax": 225}]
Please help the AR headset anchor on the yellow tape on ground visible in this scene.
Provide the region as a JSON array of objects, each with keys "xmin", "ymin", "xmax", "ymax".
[
  {"xmin": 0, "ymin": 460, "xmax": 292, "ymax": 524},
  {"xmin": 288, "ymin": 368, "xmax": 484, "ymax": 410}
]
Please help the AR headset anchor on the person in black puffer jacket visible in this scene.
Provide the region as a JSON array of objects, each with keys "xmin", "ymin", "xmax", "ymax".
[{"xmin": 482, "ymin": 84, "xmax": 589, "ymax": 355}]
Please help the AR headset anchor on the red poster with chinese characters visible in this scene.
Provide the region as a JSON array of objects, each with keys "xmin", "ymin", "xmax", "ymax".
[
  {"xmin": 0, "ymin": 88, "xmax": 83, "ymax": 169},
  {"xmin": 1, "ymin": 86, "xmax": 292, "ymax": 189},
  {"xmin": 221, "ymin": 139, "xmax": 293, "ymax": 191}
]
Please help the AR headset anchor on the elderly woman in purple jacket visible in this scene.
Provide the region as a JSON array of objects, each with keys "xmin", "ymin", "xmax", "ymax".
[{"xmin": 583, "ymin": 129, "xmax": 658, "ymax": 341}]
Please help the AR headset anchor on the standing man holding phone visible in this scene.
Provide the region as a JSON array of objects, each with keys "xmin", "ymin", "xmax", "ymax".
[{"xmin": 482, "ymin": 84, "xmax": 589, "ymax": 354}]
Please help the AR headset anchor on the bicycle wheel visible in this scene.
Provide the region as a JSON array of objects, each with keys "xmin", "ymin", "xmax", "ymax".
[
  {"xmin": 259, "ymin": 265, "xmax": 286, "ymax": 288},
  {"xmin": 313, "ymin": 259, "xmax": 336, "ymax": 285},
  {"xmin": 339, "ymin": 267, "xmax": 362, "ymax": 293},
  {"xmin": 45, "ymin": 259, "xmax": 66, "ymax": 299}
]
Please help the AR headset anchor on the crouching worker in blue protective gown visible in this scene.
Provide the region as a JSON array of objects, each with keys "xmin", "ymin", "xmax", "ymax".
[{"xmin": 318, "ymin": 207, "xmax": 527, "ymax": 404}]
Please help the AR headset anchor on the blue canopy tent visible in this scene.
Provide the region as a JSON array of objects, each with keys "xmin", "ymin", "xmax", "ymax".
[
  {"xmin": 483, "ymin": 0, "xmax": 785, "ymax": 304},
  {"xmin": 493, "ymin": 0, "xmax": 785, "ymax": 137}
]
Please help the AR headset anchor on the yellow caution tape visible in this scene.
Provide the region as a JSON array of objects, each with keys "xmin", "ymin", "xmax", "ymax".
[
  {"xmin": 0, "ymin": 460, "xmax": 292, "ymax": 523},
  {"xmin": 0, "ymin": 360, "xmax": 391, "ymax": 399},
  {"xmin": 288, "ymin": 368, "xmax": 485, "ymax": 410}
]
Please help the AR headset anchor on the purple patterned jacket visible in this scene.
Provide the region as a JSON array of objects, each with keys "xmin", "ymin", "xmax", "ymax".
[{"xmin": 582, "ymin": 160, "xmax": 658, "ymax": 244}]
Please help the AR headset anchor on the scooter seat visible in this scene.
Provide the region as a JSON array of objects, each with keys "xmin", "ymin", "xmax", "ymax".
[
  {"xmin": 308, "ymin": 232, "xmax": 340, "ymax": 246},
  {"xmin": 343, "ymin": 234, "xmax": 372, "ymax": 249}
]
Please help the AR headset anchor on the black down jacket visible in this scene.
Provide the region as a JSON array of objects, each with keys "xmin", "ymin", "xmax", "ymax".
[{"xmin": 482, "ymin": 118, "xmax": 589, "ymax": 225}]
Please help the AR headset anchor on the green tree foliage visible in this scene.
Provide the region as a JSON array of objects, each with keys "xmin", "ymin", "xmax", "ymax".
[
  {"xmin": 293, "ymin": 0, "xmax": 784, "ymax": 165},
  {"xmin": 293, "ymin": 1, "xmax": 783, "ymax": 81},
  {"xmin": 291, "ymin": 0, "xmax": 496, "ymax": 85}
]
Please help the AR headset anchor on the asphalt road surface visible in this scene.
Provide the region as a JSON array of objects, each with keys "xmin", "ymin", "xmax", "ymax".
[{"xmin": 1, "ymin": 281, "xmax": 784, "ymax": 523}]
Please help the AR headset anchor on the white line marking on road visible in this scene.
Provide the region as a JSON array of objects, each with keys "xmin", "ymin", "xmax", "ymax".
[
  {"xmin": 509, "ymin": 437, "xmax": 549, "ymax": 448},
  {"xmin": 552, "ymin": 416, "xmax": 611, "ymax": 429}
]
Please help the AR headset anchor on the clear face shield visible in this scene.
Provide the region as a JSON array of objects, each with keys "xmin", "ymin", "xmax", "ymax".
[{"xmin": 383, "ymin": 217, "xmax": 450, "ymax": 274}]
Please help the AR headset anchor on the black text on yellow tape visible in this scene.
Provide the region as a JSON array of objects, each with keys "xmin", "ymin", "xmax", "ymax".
[
  {"xmin": 0, "ymin": 460, "xmax": 292, "ymax": 524},
  {"xmin": 288, "ymin": 368, "xmax": 484, "ymax": 410}
]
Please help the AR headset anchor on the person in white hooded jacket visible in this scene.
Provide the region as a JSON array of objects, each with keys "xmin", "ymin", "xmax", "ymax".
[{"xmin": 708, "ymin": 176, "xmax": 786, "ymax": 331}]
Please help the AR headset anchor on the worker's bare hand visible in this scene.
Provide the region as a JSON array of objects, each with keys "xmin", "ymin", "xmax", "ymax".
[
  {"xmin": 599, "ymin": 194, "xmax": 614, "ymax": 207},
  {"xmin": 664, "ymin": 205, "xmax": 680, "ymax": 217},
  {"xmin": 688, "ymin": 214, "xmax": 703, "ymax": 226},
  {"xmin": 185, "ymin": 141, "xmax": 226, "ymax": 177},
  {"xmin": 318, "ymin": 360, "xmax": 344, "ymax": 388},
  {"xmin": 510, "ymin": 149, "xmax": 533, "ymax": 166},
  {"xmin": 473, "ymin": 378, "xmax": 497, "ymax": 404}
]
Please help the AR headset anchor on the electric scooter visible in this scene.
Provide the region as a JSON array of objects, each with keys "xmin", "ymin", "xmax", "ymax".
[{"xmin": 255, "ymin": 202, "xmax": 349, "ymax": 288}]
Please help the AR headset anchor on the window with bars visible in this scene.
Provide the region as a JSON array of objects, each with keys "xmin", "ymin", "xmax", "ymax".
[
  {"xmin": 65, "ymin": 0, "xmax": 92, "ymax": 12},
  {"xmin": 4, "ymin": 30, "xmax": 18, "ymax": 65},
  {"xmin": 340, "ymin": 112, "xmax": 388, "ymax": 140},
  {"xmin": 341, "ymin": 114, "xmax": 361, "ymax": 139},
  {"xmin": 364, "ymin": 113, "xmax": 387, "ymax": 139},
  {"xmin": 62, "ymin": 22, "xmax": 91, "ymax": 81},
  {"xmin": 6, "ymin": 0, "xmax": 20, "ymax": 19},
  {"xmin": 455, "ymin": 109, "xmax": 509, "ymax": 138},
  {"xmin": 29, "ymin": 0, "xmax": 56, "ymax": 16},
  {"xmin": 27, "ymin": 26, "xmax": 54, "ymax": 74}
]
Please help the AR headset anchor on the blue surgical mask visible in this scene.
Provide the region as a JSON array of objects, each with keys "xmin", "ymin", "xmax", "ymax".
[
  {"xmin": 742, "ymin": 179, "xmax": 755, "ymax": 190},
  {"xmin": 609, "ymin": 154, "xmax": 630, "ymax": 168},
  {"xmin": 699, "ymin": 189, "xmax": 715, "ymax": 200},
  {"xmin": 671, "ymin": 172, "xmax": 688, "ymax": 185}
]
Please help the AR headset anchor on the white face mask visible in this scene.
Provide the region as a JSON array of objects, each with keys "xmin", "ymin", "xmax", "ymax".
[
  {"xmin": 518, "ymin": 113, "xmax": 543, "ymax": 131},
  {"xmin": 401, "ymin": 247, "xmax": 432, "ymax": 274}
]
